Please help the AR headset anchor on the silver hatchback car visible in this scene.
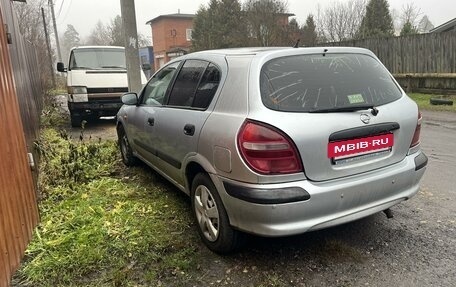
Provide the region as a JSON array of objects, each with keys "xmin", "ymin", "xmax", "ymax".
[{"xmin": 117, "ymin": 47, "xmax": 427, "ymax": 253}]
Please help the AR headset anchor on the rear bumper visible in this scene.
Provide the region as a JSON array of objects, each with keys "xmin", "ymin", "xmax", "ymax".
[{"xmin": 212, "ymin": 151, "xmax": 427, "ymax": 237}]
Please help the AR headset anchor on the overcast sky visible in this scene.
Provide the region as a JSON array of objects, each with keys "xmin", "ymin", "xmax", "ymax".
[{"xmin": 55, "ymin": 0, "xmax": 454, "ymax": 41}]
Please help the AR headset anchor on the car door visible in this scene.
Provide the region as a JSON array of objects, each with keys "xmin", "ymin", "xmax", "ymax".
[
  {"xmin": 125, "ymin": 61, "xmax": 181, "ymax": 164},
  {"xmin": 153, "ymin": 60, "xmax": 222, "ymax": 186}
]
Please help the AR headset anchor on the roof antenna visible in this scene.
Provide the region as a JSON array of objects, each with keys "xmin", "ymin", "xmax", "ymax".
[
  {"xmin": 293, "ymin": 39, "xmax": 300, "ymax": 48},
  {"xmin": 370, "ymin": 107, "xmax": 379, "ymax": 116}
]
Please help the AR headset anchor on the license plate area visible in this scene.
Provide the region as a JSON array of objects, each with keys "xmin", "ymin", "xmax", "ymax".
[{"xmin": 328, "ymin": 133, "xmax": 394, "ymax": 164}]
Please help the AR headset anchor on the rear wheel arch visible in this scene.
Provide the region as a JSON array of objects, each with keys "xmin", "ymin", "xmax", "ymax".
[
  {"xmin": 183, "ymin": 154, "xmax": 218, "ymax": 193},
  {"xmin": 185, "ymin": 161, "xmax": 206, "ymax": 193}
]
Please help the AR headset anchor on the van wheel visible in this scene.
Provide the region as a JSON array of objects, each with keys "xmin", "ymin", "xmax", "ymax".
[
  {"xmin": 117, "ymin": 125, "xmax": 138, "ymax": 166},
  {"xmin": 191, "ymin": 173, "xmax": 244, "ymax": 254},
  {"xmin": 70, "ymin": 115, "xmax": 82, "ymax": 128}
]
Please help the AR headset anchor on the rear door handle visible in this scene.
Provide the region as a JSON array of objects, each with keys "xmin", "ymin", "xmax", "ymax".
[
  {"xmin": 183, "ymin": 124, "xmax": 195, "ymax": 136},
  {"xmin": 147, "ymin": 117, "xmax": 154, "ymax": 126}
]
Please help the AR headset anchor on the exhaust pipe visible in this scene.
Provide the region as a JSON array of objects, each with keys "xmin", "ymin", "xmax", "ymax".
[{"xmin": 383, "ymin": 208, "xmax": 394, "ymax": 219}]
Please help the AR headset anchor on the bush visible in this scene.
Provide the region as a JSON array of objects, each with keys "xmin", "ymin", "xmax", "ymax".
[{"xmin": 35, "ymin": 129, "xmax": 118, "ymax": 197}]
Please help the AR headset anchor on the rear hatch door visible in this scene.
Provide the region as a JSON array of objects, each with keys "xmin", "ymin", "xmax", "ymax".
[{"xmin": 251, "ymin": 51, "xmax": 418, "ymax": 181}]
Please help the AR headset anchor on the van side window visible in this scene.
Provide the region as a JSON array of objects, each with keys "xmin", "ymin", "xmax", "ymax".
[
  {"xmin": 141, "ymin": 61, "xmax": 180, "ymax": 106},
  {"xmin": 69, "ymin": 52, "xmax": 76, "ymax": 70},
  {"xmin": 167, "ymin": 60, "xmax": 208, "ymax": 108}
]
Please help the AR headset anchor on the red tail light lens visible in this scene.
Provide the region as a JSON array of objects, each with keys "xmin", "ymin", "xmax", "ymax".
[
  {"xmin": 237, "ymin": 120, "xmax": 303, "ymax": 175},
  {"xmin": 410, "ymin": 111, "xmax": 422, "ymax": 147}
]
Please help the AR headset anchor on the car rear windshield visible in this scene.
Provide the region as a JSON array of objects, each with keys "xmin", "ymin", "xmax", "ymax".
[{"xmin": 260, "ymin": 53, "xmax": 402, "ymax": 112}]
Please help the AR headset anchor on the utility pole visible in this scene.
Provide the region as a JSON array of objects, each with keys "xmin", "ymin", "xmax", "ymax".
[
  {"xmin": 49, "ymin": 0, "xmax": 62, "ymax": 62},
  {"xmin": 41, "ymin": 7, "xmax": 56, "ymax": 88},
  {"xmin": 120, "ymin": 0, "xmax": 142, "ymax": 93}
]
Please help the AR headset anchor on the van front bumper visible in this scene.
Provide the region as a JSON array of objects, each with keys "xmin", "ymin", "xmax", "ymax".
[
  {"xmin": 68, "ymin": 101, "xmax": 123, "ymax": 117},
  {"xmin": 211, "ymin": 151, "xmax": 427, "ymax": 237}
]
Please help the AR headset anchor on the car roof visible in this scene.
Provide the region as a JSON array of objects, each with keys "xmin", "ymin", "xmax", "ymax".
[
  {"xmin": 70, "ymin": 46, "xmax": 125, "ymax": 51},
  {"xmin": 189, "ymin": 46, "xmax": 375, "ymax": 57}
]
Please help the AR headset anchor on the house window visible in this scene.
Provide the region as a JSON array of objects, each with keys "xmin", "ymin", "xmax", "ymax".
[{"xmin": 186, "ymin": 29, "xmax": 193, "ymax": 41}]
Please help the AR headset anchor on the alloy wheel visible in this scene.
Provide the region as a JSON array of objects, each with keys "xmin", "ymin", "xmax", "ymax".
[{"xmin": 194, "ymin": 185, "xmax": 220, "ymax": 242}]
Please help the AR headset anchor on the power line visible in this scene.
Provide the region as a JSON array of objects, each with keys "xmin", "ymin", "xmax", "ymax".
[
  {"xmin": 56, "ymin": 0, "xmax": 65, "ymax": 18},
  {"xmin": 57, "ymin": 0, "xmax": 72, "ymax": 24}
]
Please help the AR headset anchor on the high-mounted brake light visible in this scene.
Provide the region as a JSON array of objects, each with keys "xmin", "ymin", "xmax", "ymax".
[
  {"xmin": 237, "ymin": 120, "xmax": 303, "ymax": 175},
  {"xmin": 410, "ymin": 111, "xmax": 422, "ymax": 148}
]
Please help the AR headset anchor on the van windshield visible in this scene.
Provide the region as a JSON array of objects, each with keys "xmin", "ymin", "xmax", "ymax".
[
  {"xmin": 69, "ymin": 48, "xmax": 126, "ymax": 70},
  {"xmin": 260, "ymin": 53, "xmax": 402, "ymax": 112}
]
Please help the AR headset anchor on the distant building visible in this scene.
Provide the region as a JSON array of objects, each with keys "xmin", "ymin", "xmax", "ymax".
[
  {"xmin": 146, "ymin": 12, "xmax": 295, "ymax": 70},
  {"xmin": 429, "ymin": 18, "xmax": 456, "ymax": 33},
  {"xmin": 146, "ymin": 13, "xmax": 195, "ymax": 70},
  {"xmin": 276, "ymin": 13, "xmax": 295, "ymax": 26}
]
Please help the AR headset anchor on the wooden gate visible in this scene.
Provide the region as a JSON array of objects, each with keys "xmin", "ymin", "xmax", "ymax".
[{"xmin": 0, "ymin": 3, "xmax": 40, "ymax": 286}]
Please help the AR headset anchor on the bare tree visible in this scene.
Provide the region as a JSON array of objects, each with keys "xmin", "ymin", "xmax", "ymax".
[
  {"xmin": 13, "ymin": 0, "xmax": 55, "ymax": 89},
  {"xmin": 315, "ymin": 0, "xmax": 367, "ymax": 42},
  {"xmin": 399, "ymin": 3, "xmax": 422, "ymax": 28},
  {"xmin": 392, "ymin": 3, "xmax": 423, "ymax": 36},
  {"xmin": 138, "ymin": 33, "xmax": 151, "ymax": 47}
]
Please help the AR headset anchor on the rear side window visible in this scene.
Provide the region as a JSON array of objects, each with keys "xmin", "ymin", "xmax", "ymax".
[
  {"xmin": 193, "ymin": 63, "xmax": 221, "ymax": 109},
  {"xmin": 168, "ymin": 60, "xmax": 208, "ymax": 107},
  {"xmin": 260, "ymin": 54, "xmax": 402, "ymax": 112}
]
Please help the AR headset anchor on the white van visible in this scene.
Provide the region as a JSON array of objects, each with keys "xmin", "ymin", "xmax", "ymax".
[{"xmin": 57, "ymin": 46, "xmax": 145, "ymax": 127}]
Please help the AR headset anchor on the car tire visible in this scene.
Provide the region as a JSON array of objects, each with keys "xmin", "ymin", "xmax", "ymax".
[
  {"xmin": 117, "ymin": 125, "xmax": 138, "ymax": 166},
  {"xmin": 191, "ymin": 173, "xmax": 244, "ymax": 254},
  {"xmin": 70, "ymin": 115, "xmax": 82, "ymax": 128},
  {"xmin": 430, "ymin": 98, "xmax": 453, "ymax": 106}
]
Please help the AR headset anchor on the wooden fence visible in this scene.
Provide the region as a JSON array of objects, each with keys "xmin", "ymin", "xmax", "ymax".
[
  {"xmin": 323, "ymin": 31, "xmax": 456, "ymax": 93},
  {"xmin": 0, "ymin": 0, "xmax": 42, "ymax": 286}
]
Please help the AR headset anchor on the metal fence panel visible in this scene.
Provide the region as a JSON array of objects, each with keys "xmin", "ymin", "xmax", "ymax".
[{"xmin": 0, "ymin": 0, "xmax": 41, "ymax": 286}]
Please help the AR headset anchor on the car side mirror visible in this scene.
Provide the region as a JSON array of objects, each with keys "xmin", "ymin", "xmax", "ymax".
[
  {"xmin": 121, "ymin": 92, "xmax": 138, "ymax": 105},
  {"xmin": 57, "ymin": 62, "xmax": 66, "ymax": 72}
]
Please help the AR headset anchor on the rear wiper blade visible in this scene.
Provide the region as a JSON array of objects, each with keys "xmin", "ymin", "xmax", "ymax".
[{"xmin": 309, "ymin": 104, "xmax": 378, "ymax": 115}]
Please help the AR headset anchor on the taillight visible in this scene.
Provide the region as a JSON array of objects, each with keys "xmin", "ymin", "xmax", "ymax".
[
  {"xmin": 237, "ymin": 120, "xmax": 303, "ymax": 175},
  {"xmin": 410, "ymin": 111, "xmax": 422, "ymax": 147}
]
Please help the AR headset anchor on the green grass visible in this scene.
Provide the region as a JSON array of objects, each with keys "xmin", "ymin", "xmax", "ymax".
[
  {"xmin": 20, "ymin": 92, "xmax": 453, "ymax": 286},
  {"xmin": 15, "ymin": 129, "xmax": 199, "ymax": 286},
  {"xmin": 408, "ymin": 93, "xmax": 456, "ymax": 112}
]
